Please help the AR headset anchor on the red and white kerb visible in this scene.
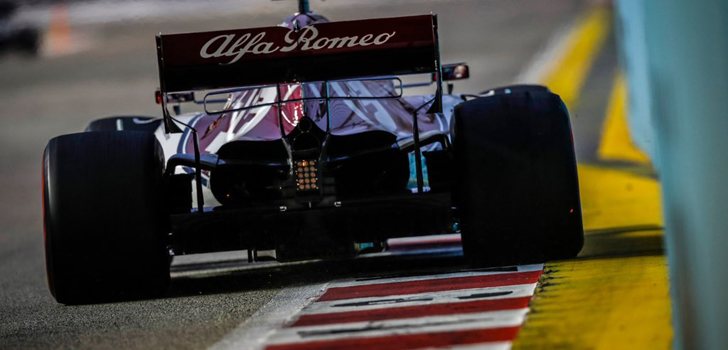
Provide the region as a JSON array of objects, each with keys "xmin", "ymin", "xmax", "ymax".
[{"xmin": 262, "ymin": 264, "xmax": 543, "ymax": 350}]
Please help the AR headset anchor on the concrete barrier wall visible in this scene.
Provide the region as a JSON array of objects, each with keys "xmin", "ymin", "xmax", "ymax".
[{"xmin": 615, "ymin": 1, "xmax": 728, "ymax": 349}]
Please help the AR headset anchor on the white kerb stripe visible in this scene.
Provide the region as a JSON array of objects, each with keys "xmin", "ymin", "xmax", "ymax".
[
  {"xmin": 208, "ymin": 282, "xmax": 328, "ymax": 350},
  {"xmin": 267, "ymin": 309, "xmax": 529, "ymax": 345},
  {"xmin": 435, "ymin": 341, "xmax": 512, "ymax": 350},
  {"xmin": 329, "ymin": 264, "xmax": 543, "ymax": 288},
  {"xmin": 301, "ymin": 283, "xmax": 537, "ymax": 315}
]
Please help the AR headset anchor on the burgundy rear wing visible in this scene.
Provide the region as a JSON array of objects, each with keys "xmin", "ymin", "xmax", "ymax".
[{"xmin": 156, "ymin": 14, "xmax": 442, "ymax": 131}]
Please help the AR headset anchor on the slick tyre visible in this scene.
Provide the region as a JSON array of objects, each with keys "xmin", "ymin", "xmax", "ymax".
[
  {"xmin": 453, "ymin": 86, "xmax": 583, "ymax": 266},
  {"xmin": 43, "ymin": 131, "xmax": 170, "ymax": 304}
]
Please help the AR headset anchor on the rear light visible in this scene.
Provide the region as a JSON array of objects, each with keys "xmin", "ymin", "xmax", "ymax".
[
  {"xmin": 155, "ymin": 89, "xmax": 163, "ymax": 104},
  {"xmin": 295, "ymin": 159, "xmax": 318, "ymax": 191}
]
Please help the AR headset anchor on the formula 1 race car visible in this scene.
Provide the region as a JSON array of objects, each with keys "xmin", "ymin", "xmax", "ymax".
[
  {"xmin": 42, "ymin": 3, "xmax": 583, "ymax": 304},
  {"xmin": 0, "ymin": 1, "xmax": 39, "ymax": 55}
]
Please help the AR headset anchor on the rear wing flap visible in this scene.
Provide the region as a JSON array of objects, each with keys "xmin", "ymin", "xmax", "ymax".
[
  {"xmin": 156, "ymin": 14, "xmax": 442, "ymax": 131},
  {"xmin": 157, "ymin": 14, "xmax": 439, "ymax": 91}
]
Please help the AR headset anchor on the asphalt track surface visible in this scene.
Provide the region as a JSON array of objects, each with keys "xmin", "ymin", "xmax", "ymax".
[{"xmin": 0, "ymin": 1, "xmax": 591, "ymax": 348}]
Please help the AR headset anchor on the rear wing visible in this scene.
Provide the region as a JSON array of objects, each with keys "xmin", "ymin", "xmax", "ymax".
[{"xmin": 156, "ymin": 14, "xmax": 442, "ymax": 131}]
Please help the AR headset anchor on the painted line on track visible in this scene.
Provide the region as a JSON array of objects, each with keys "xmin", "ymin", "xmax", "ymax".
[
  {"xmin": 514, "ymin": 18, "xmax": 577, "ymax": 85},
  {"xmin": 318, "ymin": 270, "xmax": 542, "ymax": 302},
  {"xmin": 597, "ymin": 72, "xmax": 651, "ymax": 164},
  {"xmin": 266, "ymin": 327, "xmax": 522, "ymax": 350},
  {"xmin": 541, "ymin": 6, "xmax": 611, "ymax": 108},
  {"xmin": 266, "ymin": 313, "xmax": 526, "ymax": 349},
  {"xmin": 291, "ymin": 297, "xmax": 533, "ymax": 327},
  {"xmin": 209, "ymin": 264, "xmax": 543, "ymax": 349},
  {"xmin": 329, "ymin": 263, "xmax": 542, "ymax": 288},
  {"xmin": 513, "ymin": 256, "xmax": 672, "ymax": 349},
  {"xmin": 300, "ymin": 283, "xmax": 538, "ymax": 316},
  {"xmin": 511, "ymin": 4, "xmax": 672, "ymax": 348},
  {"xmin": 263, "ymin": 266, "xmax": 542, "ymax": 350},
  {"xmin": 209, "ymin": 283, "xmax": 328, "ymax": 350},
  {"xmin": 516, "ymin": 6, "xmax": 611, "ymax": 109}
]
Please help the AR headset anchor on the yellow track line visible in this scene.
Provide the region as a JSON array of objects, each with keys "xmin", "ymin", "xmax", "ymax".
[
  {"xmin": 578, "ymin": 164, "xmax": 663, "ymax": 231},
  {"xmin": 513, "ymin": 6, "xmax": 673, "ymax": 349},
  {"xmin": 597, "ymin": 72, "xmax": 651, "ymax": 164},
  {"xmin": 514, "ymin": 255, "xmax": 673, "ymax": 349},
  {"xmin": 512, "ymin": 163, "xmax": 669, "ymax": 348},
  {"xmin": 542, "ymin": 7, "xmax": 611, "ymax": 108}
]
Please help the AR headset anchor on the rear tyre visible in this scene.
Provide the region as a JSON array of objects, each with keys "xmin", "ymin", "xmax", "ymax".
[
  {"xmin": 43, "ymin": 131, "xmax": 170, "ymax": 304},
  {"xmin": 453, "ymin": 86, "xmax": 583, "ymax": 266}
]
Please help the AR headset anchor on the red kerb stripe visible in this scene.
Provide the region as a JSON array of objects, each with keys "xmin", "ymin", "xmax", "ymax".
[
  {"xmin": 292, "ymin": 296, "xmax": 531, "ymax": 327},
  {"xmin": 265, "ymin": 326, "xmax": 520, "ymax": 350},
  {"xmin": 318, "ymin": 270, "xmax": 542, "ymax": 302}
]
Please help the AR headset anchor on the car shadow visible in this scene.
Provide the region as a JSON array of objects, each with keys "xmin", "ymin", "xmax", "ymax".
[{"xmin": 165, "ymin": 250, "xmax": 470, "ymax": 299}]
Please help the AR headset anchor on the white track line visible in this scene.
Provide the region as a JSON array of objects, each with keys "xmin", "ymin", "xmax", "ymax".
[
  {"xmin": 209, "ymin": 265, "xmax": 543, "ymax": 349},
  {"xmin": 266, "ymin": 309, "xmax": 529, "ymax": 345},
  {"xmin": 208, "ymin": 283, "xmax": 328, "ymax": 350},
  {"xmin": 300, "ymin": 283, "xmax": 538, "ymax": 315},
  {"xmin": 513, "ymin": 18, "xmax": 578, "ymax": 84},
  {"xmin": 436, "ymin": 342, "xmax": 512, "ymax": 350},
  {"xmin": 330, "ymin": 264, "xmax": 542, "ymax": 288}
]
